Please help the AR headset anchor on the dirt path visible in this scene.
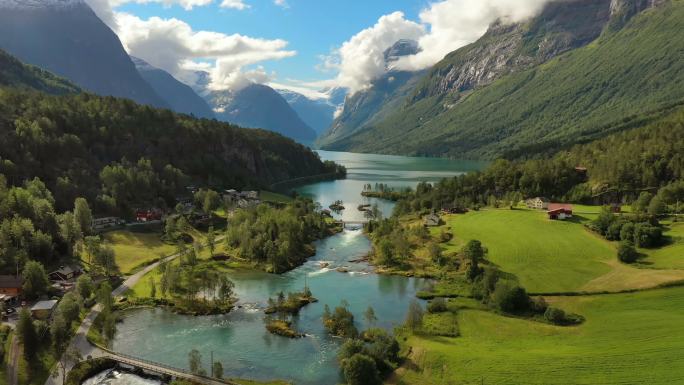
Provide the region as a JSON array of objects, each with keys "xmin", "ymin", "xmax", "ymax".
[
  {"xmin": 7, "ymin": 334, "xmax": 19, "ymax": 385},
  {"xmin": 46, "ymin": 235, "xmax": 226, "ymax": 385}
]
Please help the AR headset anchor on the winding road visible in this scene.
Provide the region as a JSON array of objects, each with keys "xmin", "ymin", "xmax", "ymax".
[{"xmin": 45, "ymin": 235, "xmax": 226, "ymax": 385}]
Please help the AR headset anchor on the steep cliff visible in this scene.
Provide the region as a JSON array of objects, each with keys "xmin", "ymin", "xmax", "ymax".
[{"xmin": 322, "ymin": 0, "xmax": 680, "ymax": 159}]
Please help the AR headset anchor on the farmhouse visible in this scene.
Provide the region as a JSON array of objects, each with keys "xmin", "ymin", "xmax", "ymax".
[
  {"xmin": 92, "ymin": 217, "xmax": 123, "ymax": 231},
  {"xmin": 0, "ymin": 275, "xmax": 22, "ymax": 296},
  {"xmin": 135, "ymin": 208, "xmax": 163, "ymax": 222},
  {"xmin": 49, "ymin": 265, "xmax": 83, "ymax": 282},
  {"xmin": 547, "ymin": 203, "xmax": 573, "ymax": 220},
  {"xmin": 526, "ymin": 197, "xmax": 550, "ymax": 210},
  {"xmin": 31, "ymin": 300, "xmax": 58, "ymax": 320},
  {"xmin": 424, "ymin": 213, "xmax": 442, "ymax": 227}
]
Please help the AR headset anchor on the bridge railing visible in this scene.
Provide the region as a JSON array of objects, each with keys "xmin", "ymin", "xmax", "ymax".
[{"xmin": 98, "ymin": 346, "xmax": 239, "ymax": 385}]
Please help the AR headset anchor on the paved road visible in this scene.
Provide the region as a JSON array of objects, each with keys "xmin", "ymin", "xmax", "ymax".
[{"xmin": 45, "ymin": 236, "xmax": 226, "ymax": 385}]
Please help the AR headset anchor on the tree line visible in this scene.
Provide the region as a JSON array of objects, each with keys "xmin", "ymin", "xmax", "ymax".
[{"xmin": 0, "ymin": 88, "xmax": 342, "ymax": 217}]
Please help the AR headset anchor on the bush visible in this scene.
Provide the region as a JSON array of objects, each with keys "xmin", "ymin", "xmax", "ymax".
[
  {"xmin": 65, "ymin": 358, "xmax": 117, "ymax": 385},
  {"xmin": 491, "ymin": 280, "xmax": 529, "ymax": 313},
  {"xmin": 617, "ymin": 241, "xmax": 639, "ymax": 263},
  {"xmin": 342, "ymin": 354, "xmax": 381, "ymax": 385},
  {"xmin": 633, "ymin": 222, "xmax": 662, "ymax": 248},
  {"xmin": 544, "ymin": 307, "xmax": 566, "ymax": 324},
  {"xmin": 427, "ymin": 297, "xmax": 448, "ymax": 313}
]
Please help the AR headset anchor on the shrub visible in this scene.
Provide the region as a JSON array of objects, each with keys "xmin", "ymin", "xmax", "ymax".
[
  {"xmin": 65, "ymin": 358, "xmax": 117, "ymax": 385},
  {"xmin": 619, "ymin": 222, "xmax": 635, "ymax": 242},
  {"xmin": 544, "ymin": 307, "xmax": 567, "ymax": 324},
  {"xmin": 427, "ymin": 297, "xmax": 448, "ymax": 313},
  {"xmin": 633, "ymin": 222, "xmax": 662, "ymax": 248},
  {"xmin": 342, "ymin": 354, "xmax": 381, "ymax": 385},
  {"xmin": 617, "ymin": 241, "xmax": 639, "ymax": 263},
  {"xmin": 491, "ymin": 280, "xmax": 529, "ymax": 313}
]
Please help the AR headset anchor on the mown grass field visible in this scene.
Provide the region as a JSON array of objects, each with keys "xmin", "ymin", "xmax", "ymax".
[
  {"xmin": 438, "ymin": 209, "xmax": 615, "ymax": 293},
  {"xmin": 102, "ymin": 230, "xmax": 175, "ymax": 274},
  {"xmin": 394, "ymin": 286, "xmax": 684, "ymax": 385},
  {"xmin": 641, "ymin": 221, "xmax": 684, "ymax": 269}
]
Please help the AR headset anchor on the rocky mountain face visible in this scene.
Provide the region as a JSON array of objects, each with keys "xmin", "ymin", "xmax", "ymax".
[
  {"xmin": 410, "ymin": 0, "xmax": 614, "ymax": 102},
  {"xmin": 321, "ymin": 0, "xmax": 679, "ymax": 159},
  {"xmin": 132, "ymin": 56, "xmax": 214, "ymax": 119},
  {"xmin": 277, "ymin": 89, "xmax": 337, "ymax": 135},
  {"xmin": 204, "ymin": 83, "xmax": 317, "ymax": 143},
  {"xmin": 0, "ymin": 0, "xmax": 168, "ymax": 108},
  {"xmin": 317, "ymin": 39, "xmax": 422, "ymax": 147}
]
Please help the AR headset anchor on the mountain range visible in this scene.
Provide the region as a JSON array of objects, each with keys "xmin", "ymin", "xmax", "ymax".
[
  {"xmin": 131, "ymin": 56, "xmax": 215, "ymax": 119},
  {"xmin": 197, "ymin": 81, "xmax": 318, "ymax": 144},
  {"xmin": 0, "ymin": 0, "xmax": 327, "ymax": 142},
  {"xmin": 0, "ymin": 0, "xmax": 169, "ymax": 108},
  {"xmin": 319, "ymin": 0, "xmax": 684, "ymax": 159}
]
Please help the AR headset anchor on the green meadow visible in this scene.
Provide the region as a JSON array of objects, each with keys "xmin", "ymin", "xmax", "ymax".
[
  {"xmin": 102, "ymin": 230, "xmax": 176, "ymax": 274},
  {"xmin": 438, "ymin": 209, "xmax": 615, "ymax": 293},
  {"xmin": 395, "ymin": 287, "xmax": 684, "ymax": 385},
  {"xmin": 641, "ymin": 221, "xmax": 684, "ymax": 269}
]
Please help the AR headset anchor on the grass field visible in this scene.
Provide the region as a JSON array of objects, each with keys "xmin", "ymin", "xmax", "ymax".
[
  {"xmin": 641, "ymin": 221, "xmax": 684, "ymax": 269},
  {"xmin": 102, "ymin": 230, "xmax": 176, "ymax": 274},
  {"xmin": 437, "ymin": 209, "xmax": 684, "ymax": 293},
  {"xmin": 393, "ymin": 286, "xmax": 684, "ymax": 385},
  {"xmin": 438, "ymin": 209, "xmax": 615, "ymax": 293},
  {"xmin": 260, "ymin": 190, "xmax": 293, "ymax": 204}
]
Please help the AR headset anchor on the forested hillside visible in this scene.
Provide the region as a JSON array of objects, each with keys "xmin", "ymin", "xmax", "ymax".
[
  {"xmin": 0, "ymin": 48, "xmax": 79, "ymax": 94},
  {"xmin": 0, "ymin": 89, "xmax": 342, "ymax": 215},
  {"xmin": 322, "ymin": 0, "xmax": 684, "ymax": 159},
  {"xmin": 394, "ymin": 105, "xmax": 684, "ymax": 213}
]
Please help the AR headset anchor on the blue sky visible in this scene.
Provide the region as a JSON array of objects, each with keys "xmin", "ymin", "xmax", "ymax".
[
  {"xmin": 116, "ymin": 0, "xmax": 426, "ymax": 84},
  {"xmin": 93, "ymin": 0, "xmax": 549, "ymax": 97}
]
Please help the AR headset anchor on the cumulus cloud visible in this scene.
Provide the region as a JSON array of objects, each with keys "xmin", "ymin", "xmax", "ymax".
[
  {"xmin": 220, "ymin": 0, "xmax": 249, "ymax": 10},
  {"xmin": 330, "ymin": 11, "xmax": 424, "ymax": 94},
  {"xmin": 323, "ymin": 0, "xmax": 549, "ymax": 95},
  {"xmin": 395, "ymin": 0, "xmax": 549, "ymax": 71},
  {"xmin": 113, "ymin": 12, "xmax": 295, "ymax": 91}
]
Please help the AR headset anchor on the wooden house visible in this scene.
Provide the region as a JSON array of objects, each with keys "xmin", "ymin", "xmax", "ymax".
[
  {"xmin": 525, "ymin": 197, "xmax": 550, "ymax": 210},
  {"xmin": 547, "ymin": 203, "xmax": 573, "ymax": 220},
  {"xmin": 0, "ymin": 276, "xmax": 23, "ymax": 296}
]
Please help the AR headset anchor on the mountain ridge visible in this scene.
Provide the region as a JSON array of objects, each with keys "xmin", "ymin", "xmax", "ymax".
[{"xmin": 320, "ymin": 0, "xmax": 682, "ymax": 159}]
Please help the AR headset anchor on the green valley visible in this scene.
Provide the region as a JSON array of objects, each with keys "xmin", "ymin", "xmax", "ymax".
[{"xmin": 321, "ymin": 0, "xmax": 684, "ymax": 159}]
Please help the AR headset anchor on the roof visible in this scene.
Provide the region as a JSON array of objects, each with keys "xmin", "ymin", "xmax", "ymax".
[
  {"xmin": 50, "ymin": 265, "xmax": 81, "ymax": 277},
  {"xmin": 548, "ymin": 203, "xmax": 573, "ymax": 212},
  {"xmin": 0, "ymin": 276, "xmax": 23, "ymax": 288},
  {"xmin": 31, "ymin": 300, "xmax": 58, "ymax": 311}
]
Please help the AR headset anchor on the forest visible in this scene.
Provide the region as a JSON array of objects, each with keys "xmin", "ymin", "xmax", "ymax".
[
  {"xmin": 225, "ymin": 199, "xmax": 336, "ymax": 273},
  {"xmin": 0, "ymin": 88, "xmax": 344, "ymax": 216},
  {"xmin": 394, "ymin": 106, "xmax": 684, "ymax": 214}
]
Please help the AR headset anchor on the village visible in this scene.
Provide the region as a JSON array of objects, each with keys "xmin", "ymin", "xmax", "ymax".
[{"xmin": 0, "ymin": 187, "xmax": 262, "ymax": 327}]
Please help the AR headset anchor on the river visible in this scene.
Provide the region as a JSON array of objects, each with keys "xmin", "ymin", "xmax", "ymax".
[{"xmin": 109, "ymin": 151, "xmax": 485, "ymax": 385}]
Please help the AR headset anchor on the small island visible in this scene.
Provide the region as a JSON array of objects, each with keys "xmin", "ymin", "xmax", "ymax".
[{"xmin": 263, "ymin": 287, "xmax": 317, "ymax": 338}]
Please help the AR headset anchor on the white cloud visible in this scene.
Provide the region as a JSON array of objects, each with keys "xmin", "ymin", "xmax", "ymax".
[
  {"xmin": 330, "ymin": 11, "xmax": 424, "ymax": 94},
  {"xmin": 319, "ymin": 0, "xmax": 550, "ymax": 95},
  {"xmin": 395, "ymin": 0, "xmax": 549, "ymax": 71},
  {"xmin": 220, "ymin": 0, "xmax": 249, "ymax": 10},
  {"xmin": 273, "ymin": 0, "xmax": 288, "ymax": 8},
  {"xmin": 114, "ymin": 12, "xmax": 295, "ymax": 91}
]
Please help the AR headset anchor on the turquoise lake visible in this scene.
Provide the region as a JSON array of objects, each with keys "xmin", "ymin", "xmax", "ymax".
[{"xmin": 110, "ymin": 151, "xmax": 485, "ymax": 385}]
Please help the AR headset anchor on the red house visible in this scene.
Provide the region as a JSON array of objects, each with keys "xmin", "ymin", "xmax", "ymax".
[
  {"xmin": 547, "ymin": 203, "xmax": 573, "ymax": 220},
  {"xmin": 135, "ymin": 209, "xmax": 163, "ymax": 222}
]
